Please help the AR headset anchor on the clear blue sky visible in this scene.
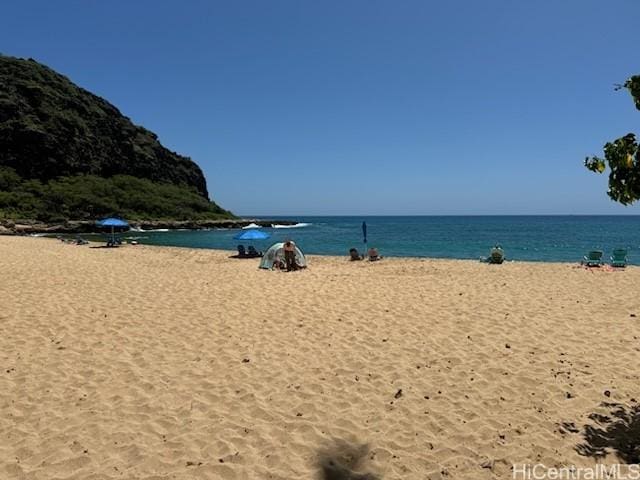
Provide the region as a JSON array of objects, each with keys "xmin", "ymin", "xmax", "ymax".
[{"xmin": 2, "ymin": 1, "xmax": 639, "ymax": 215}]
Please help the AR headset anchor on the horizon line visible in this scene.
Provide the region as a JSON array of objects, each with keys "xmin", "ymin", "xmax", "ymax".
[{"xmin": 240, "ymin": 213, "xmax": 640, "ymax": 218}]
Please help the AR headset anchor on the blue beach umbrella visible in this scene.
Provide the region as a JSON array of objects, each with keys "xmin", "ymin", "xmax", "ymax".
[
  {"xmin": 97, "ymin": 217, "xmax": 129, "ymax": 228},
  {"xmin": 96, "ymin": 217, "xmax": 129, "ymax": 244},
  {"xmin": 234, "ymin": 229, "xmax": 271, "ymax": 241}
]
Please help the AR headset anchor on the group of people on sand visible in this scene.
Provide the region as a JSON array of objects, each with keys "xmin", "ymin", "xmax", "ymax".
[
  {"xmin": 57, "ymin": 236, "xmax": 89, "ymax": 245},
  {"xmin": 349, "ymin": 247, "xmax": 382, "ymax": 261},
  {"xmin": 272, "ymin": 240, "xmax": 383, "ymax": 271}
]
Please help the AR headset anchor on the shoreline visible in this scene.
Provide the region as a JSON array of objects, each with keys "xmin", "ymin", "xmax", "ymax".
[
  {"xmin": 0, "ymin": 218, "xmax": 297, "ymax": 235},
  {"xmin": 32, "ymin": 234, "xmax": 638, "ymax": 267}
]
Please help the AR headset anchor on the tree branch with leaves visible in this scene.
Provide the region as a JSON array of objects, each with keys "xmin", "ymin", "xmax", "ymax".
[{"xmin": 585, "ymin": 76, "xmax": 640, "ymax": 205}]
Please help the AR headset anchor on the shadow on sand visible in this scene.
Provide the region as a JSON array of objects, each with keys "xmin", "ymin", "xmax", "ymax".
[
  {"xmin": 317, "ymin": 440, "xmax": 379, "ymax": 480},
  {"xmin": 574, "ymin": 402, "xmax": 640, "ymax": 463}
]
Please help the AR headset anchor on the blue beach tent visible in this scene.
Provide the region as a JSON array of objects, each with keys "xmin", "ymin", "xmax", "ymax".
[{"xmin": 259, "ymin": 242, "xmax": 306, "ymax": 270}]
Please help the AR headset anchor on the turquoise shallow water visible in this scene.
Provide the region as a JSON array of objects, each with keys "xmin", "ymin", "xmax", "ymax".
[{"xmin": 121, "ymin": 216, "xmax": 640, "ymax": 264}]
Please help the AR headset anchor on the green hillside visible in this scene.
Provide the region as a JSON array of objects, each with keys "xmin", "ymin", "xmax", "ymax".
[{"xmin": 0, "ymin": 55, "xmax": 234, "ymax": 221}]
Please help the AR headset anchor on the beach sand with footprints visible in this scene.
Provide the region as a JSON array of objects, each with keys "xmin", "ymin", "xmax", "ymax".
[{"xmin": 1, "ymin": 236, "xmax": 639, "ymax": 479}]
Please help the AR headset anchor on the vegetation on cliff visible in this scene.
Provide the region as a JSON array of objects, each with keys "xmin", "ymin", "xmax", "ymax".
[
  {"xmin": 0, "ymin": 168, "xmax": 231, "ymax": 221},
  {"xmin": 0, "ymin": 55, "xmax": 233, "ymax": 221}
]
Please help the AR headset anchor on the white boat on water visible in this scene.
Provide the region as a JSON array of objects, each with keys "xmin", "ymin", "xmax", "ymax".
[{"xmin": 242, "ymin": 222, "xmax": 262, "ymax": 229}]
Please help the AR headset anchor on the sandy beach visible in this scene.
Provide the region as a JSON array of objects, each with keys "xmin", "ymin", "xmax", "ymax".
[{"xmin": 1, "ymin": 236, "xmax": 639, "ymax": 479}]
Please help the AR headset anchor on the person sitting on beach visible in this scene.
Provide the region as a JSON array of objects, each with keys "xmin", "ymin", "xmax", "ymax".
[
  {"xmin": 368, "ymin": 247, "xmax": 382, "ymax": 261},
  {"xmin": 488, "ymin": 244, "xmax": 505, "ymax": 264},
  {"xmin": 283, "ymin": 240, "xmax": 297, "ymax": 271},
  {"xmin": 273, "ymin": 259, "xmax": 285, "ymax": 270},
  {"xmin": 349, "ymin": 248, "xmax": 363, "ymax": 261}
]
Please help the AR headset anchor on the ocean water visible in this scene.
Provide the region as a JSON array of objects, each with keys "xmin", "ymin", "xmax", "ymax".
[{"xmin": 122, "ymin": 216, "xmax": 640, "ymax": 265}]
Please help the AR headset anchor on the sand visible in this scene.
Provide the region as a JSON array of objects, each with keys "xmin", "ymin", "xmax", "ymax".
[{"xmin": 1, "ymin": 236, "xmax": 639, "ymax": 479}]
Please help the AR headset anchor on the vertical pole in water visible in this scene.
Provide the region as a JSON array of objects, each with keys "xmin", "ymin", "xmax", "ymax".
[{"xmin": 362, "ymin": 221, "xmax": 367, "ymax": 260}]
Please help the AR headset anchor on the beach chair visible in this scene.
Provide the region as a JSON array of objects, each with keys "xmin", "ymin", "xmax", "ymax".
[
  {"xmin": 610, "ymin": 248, "xmax": 628, "ymax": 268},
  {"xmin": 581, "ymin": 250, "xmax": 603, "ymax": 267},
  {"xmin": 367, "ymin": 247, "xmax": 382, "ymax": 261},
  {"xmin": 106, "ymin": 237, "xmax": 120, "ymax": 248},
  {"xmin": 488, "ymin": 245, "xmax": 505, "ymax": 264},
  {"xmin": 107, "ymin": 236, "xmax": 123, "ymax": 247},
  {"xmin": 349, "ymin": 248, "xmax": 363, "ymax": 261}
]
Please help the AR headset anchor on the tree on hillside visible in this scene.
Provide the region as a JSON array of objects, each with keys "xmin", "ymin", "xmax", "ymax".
[{"xmin": 585, "ymin": 76, "xmax": 640, "ymax": 205}]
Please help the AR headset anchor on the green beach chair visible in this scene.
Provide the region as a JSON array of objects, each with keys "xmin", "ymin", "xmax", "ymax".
[
  {"xmin": 610, "ymin": 248, "xmax": 628, "ymax": 268},
  {"xmin": 581, "ymin": 250, "xmax": 603, "ymax": 267},
  {"xmin": 485, "ymin": 244, "xmax": 505, "ymax": 264}
]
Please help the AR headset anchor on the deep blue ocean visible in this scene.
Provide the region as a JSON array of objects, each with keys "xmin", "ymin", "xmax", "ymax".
[{"xmin": 121, "ymin": 216, "xmax": 640, "ymax": 265}]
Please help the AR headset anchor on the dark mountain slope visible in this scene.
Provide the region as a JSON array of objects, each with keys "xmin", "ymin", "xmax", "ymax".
[{"xmin": 0, "ymin": 55, "xmax": 233, "ymax": 221}]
